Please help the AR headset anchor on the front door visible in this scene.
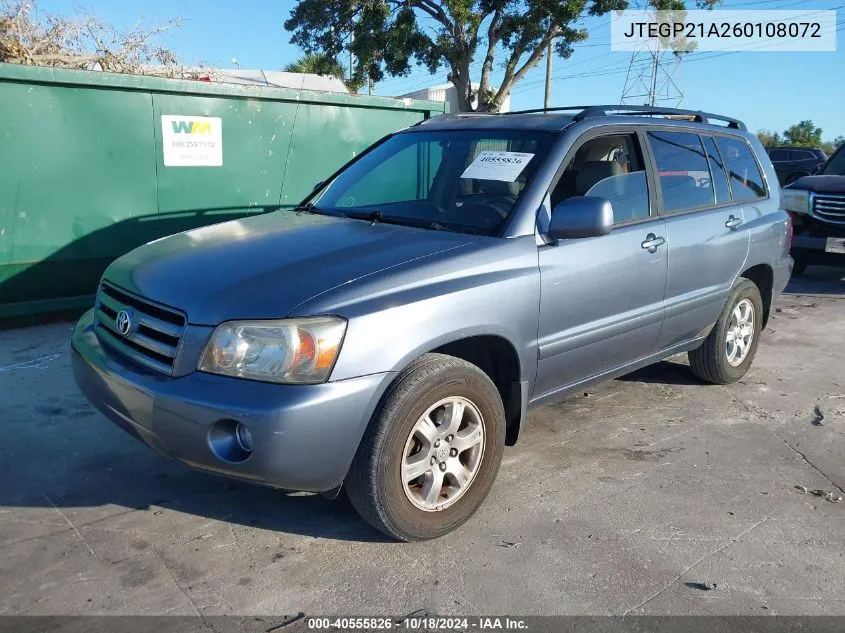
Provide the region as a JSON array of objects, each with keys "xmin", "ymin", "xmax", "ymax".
[{"xmin": 534, "ymin": 130, "xmax": 668, "ymax": 401}]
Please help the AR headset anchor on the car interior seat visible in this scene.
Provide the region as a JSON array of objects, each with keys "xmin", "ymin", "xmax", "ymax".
[
  {"xmin": 576, "ymin": 161, "xmax": 623, "ymax": 196},
  {"xmin": 659, "ymin": 175, "xmax": 711, "ymax": 209}
]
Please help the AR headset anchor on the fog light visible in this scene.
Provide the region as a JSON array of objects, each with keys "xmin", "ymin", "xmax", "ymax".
[
  {"xmin": 235, "ymin": 423, "xmax": 254, "ymax": 452},
  {"xmin": 208, "ymin": 419, "xmax": 253, "ymax": 463}
]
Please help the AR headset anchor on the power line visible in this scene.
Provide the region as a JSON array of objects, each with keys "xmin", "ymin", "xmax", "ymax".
[
  {"xmin": 377, "ymin": 0, "xmax": 841, "ymax": 96},
  {"xmin": 513, "ymin": 4, "xmax": 843, "ymax": 95},
  {"xmin": 513, "ymin": 20, "xmax": 844, "ymax": 96}
]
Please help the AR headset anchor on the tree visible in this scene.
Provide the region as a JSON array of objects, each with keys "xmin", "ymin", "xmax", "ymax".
[
  {"xmin": 756, "ymin": 129, "xmax": 783, "ymax": 148},
  {"xmin": 821, "ymin": 135, "xmax": 844, "ymax": 155},
  {"xmin": 782, "ymin": 120, "xmax": 823, "ymax": 148},
  {"xmin": 284, "ymin": 53, "xmax": 362, "ymax": 92},
  {"xmin": 759, "ymin": 121, "xmax": 842, "ymax": 153},
  {"xmin": 1, "ymin": 0, "xmax": 186, "ymax": 77},
  {"xmin": 284, "ymin": 53, "xmax": 346, "ymax": 79},
  {"xmin": 285, "ymin": 0, "xmax": 721, "ymax": 113}
]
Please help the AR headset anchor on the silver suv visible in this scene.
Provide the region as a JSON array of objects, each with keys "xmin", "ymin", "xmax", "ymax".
[{"xmin": 72, "ymin": 105, "xmax": 793, "ymax": 541}]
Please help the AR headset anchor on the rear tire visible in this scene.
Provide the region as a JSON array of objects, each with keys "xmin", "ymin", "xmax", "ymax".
[
  {"xmin": 792, "ymin": 257, "xmax": 808, "ymax": 276},
  {"xmin": 346, "ymin": 353, "xmax": 506, "ymax": 541},
  {"xmin": 688, "ymin": 279, "xmax": 763, "ymax": 384}
]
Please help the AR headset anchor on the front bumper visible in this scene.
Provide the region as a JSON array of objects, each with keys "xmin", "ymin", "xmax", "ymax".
[
  {"xmin": 795, "ymin": 215, "xmax": 845, "ymax": 239},
  {"xmin": 791, "ymin": 233, "xmax": 845, "ymax": 268},
  {"xmin": 71, "ymin": 309, "xmax": 394, "ymax": 492}
]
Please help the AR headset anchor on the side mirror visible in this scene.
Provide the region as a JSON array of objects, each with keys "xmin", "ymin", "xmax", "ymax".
[{"xmin": 548, "ymin": 196, "xmax": 614, "ymax": 240}]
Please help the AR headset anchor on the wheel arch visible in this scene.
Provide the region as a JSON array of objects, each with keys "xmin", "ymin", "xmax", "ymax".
[
  {"xmin": 740, "ymin": 263, "xmax": 774, "ymax": 328},
  {"xmin": 429, "ymin": 335, "xmax": 526, "ymax": 446},
  {"xmin": 381, "ymin": 331, "xmax": 528, "ymax": 447}
]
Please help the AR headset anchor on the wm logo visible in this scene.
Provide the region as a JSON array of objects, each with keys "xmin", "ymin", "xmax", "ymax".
[{"xmin": 171, "ymin": 120, "xmax": 213, "ymax": 134}]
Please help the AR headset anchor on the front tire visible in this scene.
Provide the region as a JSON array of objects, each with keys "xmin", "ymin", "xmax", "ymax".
[
  {"xmin": 346, "ymin": 353, "xmax": 506, "ymax": 541},
  {"xmin": 688, "ymin": 278, "xmax": 764, "ymax": 384}
]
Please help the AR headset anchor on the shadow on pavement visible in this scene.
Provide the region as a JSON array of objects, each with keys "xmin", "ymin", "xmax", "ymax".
[
  {"xmin": 0, "ymin": 400, "xmax": 390, "ymax": 542},
  {"xmin": 784, "ymin": 265, "xmax": 845, "ymax": 295},
  {"xmin": 616, "ymin": 360, "xmax": 704, "ymax": 386}
]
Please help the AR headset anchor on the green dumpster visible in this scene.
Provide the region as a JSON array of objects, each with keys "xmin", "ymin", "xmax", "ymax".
[{"xmin": 0, "ymin": 64, "xmax": 445, "ymax": 318}]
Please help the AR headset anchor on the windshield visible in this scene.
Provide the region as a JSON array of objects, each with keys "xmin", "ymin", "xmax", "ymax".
[
  {"xmin": 821, "ymin": 145, "xmax": 845, "ymax": 175},
  {"xmin": 313, "ymin": 129, "xmax": 554, "ymax": 235}
]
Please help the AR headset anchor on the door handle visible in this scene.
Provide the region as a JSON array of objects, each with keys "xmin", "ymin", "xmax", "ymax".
[
  {"xmin": 725, "ymin": 215, "xmax": 742, "ymax": 229},
  {"xmin": 641, "ymin": 233, "xmax": 665, "ymax": 252}
]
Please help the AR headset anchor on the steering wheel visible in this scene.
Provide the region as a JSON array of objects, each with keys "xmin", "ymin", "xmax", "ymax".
[{"xmin": 455, "ymin": 201, "xmax": 511, "ymax": 229}]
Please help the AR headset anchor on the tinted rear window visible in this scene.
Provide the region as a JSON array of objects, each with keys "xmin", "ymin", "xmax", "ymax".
[{"xmin": 716, "ymin": 137, "xmax": 767, "ymax": 201}]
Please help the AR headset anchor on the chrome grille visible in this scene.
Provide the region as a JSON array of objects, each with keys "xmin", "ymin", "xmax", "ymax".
[
  {"xmin": 94, "ymin": 283, "xmax": 185, "ymax": 375},
  {"xmin": 812, "ymin": 193, "xmax": 845, "ymax": 224}
]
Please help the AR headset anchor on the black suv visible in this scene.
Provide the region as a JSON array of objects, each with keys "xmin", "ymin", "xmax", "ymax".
[
  {"xmin": 766, "ymin": 147, "xmax": 827, "ymax": 186},
  {"xmin": 783, "ymin": 143, "xmax": 845, "ymax": 273}
]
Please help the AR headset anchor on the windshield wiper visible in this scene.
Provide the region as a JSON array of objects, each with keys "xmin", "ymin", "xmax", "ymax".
[
  {"xmin": 297, "ymin": 205, "xmax": 455, "ymax": 232},
  {"xmin": 349, "ymin": 210, "xmax": 455, "ymax": 232},
  {"xmin": 293, "ymin": 202, "xmax": 349, "ymax": 218},
  {"xmin": 383, "ymin": 216, "xmax": 455, "ymax": 232}
]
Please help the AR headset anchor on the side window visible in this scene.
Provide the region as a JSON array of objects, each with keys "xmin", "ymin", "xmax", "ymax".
[
  {"xmin": 716, "ymin": 137, "xmax": 767, "ymax": 201},
  {"xmin": 703, "ymin": 136, "xmax": 731, "ymax": 204},
  {"xmin": 768, "ymin": 149, "xmax": 787, "ymax": 161},
  {"xmin": 550, "ymin": 133, "xmax": 650, "ymax": 223},
  {"xmin": 791, "ymin": 149, "xmax": 814, "ymax": 161},
  {"xmin": 647, "ymin": 131, "xmax": 714, "ymax": 212}
]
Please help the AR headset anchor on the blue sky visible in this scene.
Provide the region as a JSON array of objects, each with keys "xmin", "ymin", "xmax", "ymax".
[{"xmin": 39, "ymin": 0, "xmax": 845, "ymax": 139}]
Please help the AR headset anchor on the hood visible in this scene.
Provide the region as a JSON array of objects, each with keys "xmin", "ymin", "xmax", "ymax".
[
  {"xmin": 104, "ymin": 211, "xmax": 476, "ymax": 324},
  {"xmin": 786, "ymin": 175, "xmax": 845, "ymax": 194}
]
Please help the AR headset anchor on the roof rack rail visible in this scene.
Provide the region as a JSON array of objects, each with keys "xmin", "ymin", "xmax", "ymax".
[{"xmin": 503, "ymin": 104, "xmax": 746, "ymax": 130}]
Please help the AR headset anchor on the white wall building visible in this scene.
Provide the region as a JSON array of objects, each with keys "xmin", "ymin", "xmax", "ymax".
[{"xmin": 399, "ymin": 83, "xmax": 511, "ymax": 113}]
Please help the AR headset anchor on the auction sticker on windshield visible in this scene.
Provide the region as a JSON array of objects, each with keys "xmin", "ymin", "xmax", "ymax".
[
  {"xmin": 461, "ymin": 151, "xmax": 534, "ymax": 182},
  {"xmin": 161, "ymin": 115, "xmax": 223, "ymax": 167}
]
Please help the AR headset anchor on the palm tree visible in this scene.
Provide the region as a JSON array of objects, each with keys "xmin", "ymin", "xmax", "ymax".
[{"xmin": 283, "ymin": 54, "xmax": 346, "ymax": 80}]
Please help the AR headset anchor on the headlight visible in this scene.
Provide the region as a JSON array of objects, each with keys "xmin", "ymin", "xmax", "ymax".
[
  {"xmin": 782, "ymin": 189, "xmax": 810, "ymax": 214},
  {"xmin": 198, "ymin": 317, "xmax": 347, "ymax": 384}
]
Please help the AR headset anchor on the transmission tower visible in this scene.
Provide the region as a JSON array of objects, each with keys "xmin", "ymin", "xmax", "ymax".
[{"xmin": 620, "ymin": 9, "xmax": 684, "ymax": 107}]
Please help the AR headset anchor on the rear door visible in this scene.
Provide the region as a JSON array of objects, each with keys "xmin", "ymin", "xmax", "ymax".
[{"xmin": 648, "ymin": 130, "xmax": 751, "ymax": 350}]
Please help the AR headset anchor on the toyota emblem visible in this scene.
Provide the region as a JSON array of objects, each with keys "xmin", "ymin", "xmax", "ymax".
[{"xmin": 115, "ymin": 309, "xmax": 134, "ymax": 337}]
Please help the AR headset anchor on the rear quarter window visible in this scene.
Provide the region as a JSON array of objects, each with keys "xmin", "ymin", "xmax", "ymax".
[{"xmin": 715, "ymin": 137, "xmax": 767, "ymax": 202}]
